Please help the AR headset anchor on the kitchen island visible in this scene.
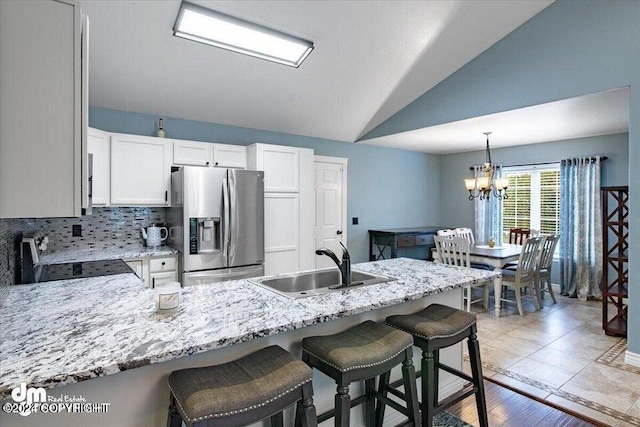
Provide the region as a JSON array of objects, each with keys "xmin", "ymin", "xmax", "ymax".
[{"xmin": 0, "ymin": 258, "xmax": 499, "ymax": 426}]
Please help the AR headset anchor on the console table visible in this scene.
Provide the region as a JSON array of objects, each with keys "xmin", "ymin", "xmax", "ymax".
[{"xmin": 369, "ymin": 227, "xmax": 445, "ymax": 261}]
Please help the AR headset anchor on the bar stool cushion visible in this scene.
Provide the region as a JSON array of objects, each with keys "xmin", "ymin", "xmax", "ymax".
[
  {"xmin": 168, "ymin": 345, "xmax": 312, "ymax": 424},
  {"xmin": 386, "ymin": 304, "xmax": 476, "ymax": 340},
  {"xmin": 302, "ymin": 320, "xmax": 413, "ymax": 372}
]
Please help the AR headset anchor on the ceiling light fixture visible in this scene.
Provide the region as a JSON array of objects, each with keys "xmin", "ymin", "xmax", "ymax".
[
  {"xmin": 464, "ymin": 132, "xmax": 509, "ymax": 201},
  {"xmin": 173, "ymin": 2, "xmax": 314, "ymax": 68}
]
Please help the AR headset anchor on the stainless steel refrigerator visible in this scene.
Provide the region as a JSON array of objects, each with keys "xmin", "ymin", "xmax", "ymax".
[{"xmin": 168, "ymin": 167, "xmax": 264, "ymax": 286}]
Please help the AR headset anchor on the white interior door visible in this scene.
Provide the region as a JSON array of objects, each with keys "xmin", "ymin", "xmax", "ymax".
[{"xmin": 314, "ymin": 156, "xmax": 348, "ymax": 269}]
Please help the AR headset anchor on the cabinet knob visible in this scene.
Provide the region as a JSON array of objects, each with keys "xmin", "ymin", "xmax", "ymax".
[
  {"xmin": 162, "ymin": 261, "xmax": 166, "ymax": 266},
  {"xmin": 215, "ymin": 161, "xmax": 219, "ymax": 166},
  {"xmin": 206, "ymin": 161, "xmax": 210, "ymax": 165},
  {"xmin": 337, "ymin": 230, "xmax": 343, "ymax": 235}
]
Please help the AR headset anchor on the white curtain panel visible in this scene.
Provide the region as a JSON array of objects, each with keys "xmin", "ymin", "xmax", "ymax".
[
  {"xmin": 473, "ymin": 165, "xmax": 504, "ymax": 246},
  {"xmin": 559, "ymin": 157, "xmax": 603, "ymax": 300}
]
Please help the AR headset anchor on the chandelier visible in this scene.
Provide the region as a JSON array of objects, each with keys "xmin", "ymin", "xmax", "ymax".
[{"xmin": 464, "ymin": 132, "xmax": 509, "ymax": 201}]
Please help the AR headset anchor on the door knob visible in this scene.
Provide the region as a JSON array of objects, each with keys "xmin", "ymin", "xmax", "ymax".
[{"xmin": 337, "ymin": 230, "xmax": 343, "ymax": 235}]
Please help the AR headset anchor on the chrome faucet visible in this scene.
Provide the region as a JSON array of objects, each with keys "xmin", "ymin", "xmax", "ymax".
[{"xmin": 316, "ymin": 242, "xmax": 351, "ymax": 287}]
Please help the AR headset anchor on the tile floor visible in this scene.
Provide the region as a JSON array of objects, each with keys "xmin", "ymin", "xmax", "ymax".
[{"xmin": 463, "ymin": 286, "xmax": 638, "ymax": 427}]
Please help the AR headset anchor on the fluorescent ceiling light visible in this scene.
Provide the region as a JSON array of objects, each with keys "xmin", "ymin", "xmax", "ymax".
[{"xmin": 173, "ymin": 2, "xmax": 314, "ymax": 68}]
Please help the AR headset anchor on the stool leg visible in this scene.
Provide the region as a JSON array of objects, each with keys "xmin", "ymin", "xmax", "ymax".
[
  {"xmin": 401, "ymin": 347, "xmax": 420, "ymax": 426},
  {"xmin": 468, "ymin": 325, "xmax": 489, "ymax": 427},
  {"xmin": 297, "ymin": 382, "xmax": 318, "ymax": 427},
  {"xmin": 167, "ymin": 395, "xmax": 182, "ymax": 427},
  {"xmin": 421, "ymin": 350, "xmax": 436, "ymax": 427},
  {"xmin": 335, "ymin": 384, "xmax": 351, "ymax": 427},
  {"xmin": 270, "ymin": 411, "xmax": 284, "ymax": 427},
  {"xmin": 433, "ymin": 349, "xmax": 440, "ymax": 407},
  {"xmin": 364, "ymin": 378, "xmax": 376, "ymax": 427},
  {"xmin": 374, "ymin": 370, "xmax": 390, "ymax": 427}
]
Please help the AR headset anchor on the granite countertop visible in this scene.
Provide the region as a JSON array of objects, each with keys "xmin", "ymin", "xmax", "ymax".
[
  {"xmin": 0, "ymin": 258, "xmax": 499, "ymax": 397},
  {"xmin": 39, "ymin": 245, "xmax": 179, "ymax": 264}
]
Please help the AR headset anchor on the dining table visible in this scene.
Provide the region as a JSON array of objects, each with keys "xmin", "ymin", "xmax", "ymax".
[{"xmin": 432, "ymin": 242, "xmax": 523, "ymax": 316}]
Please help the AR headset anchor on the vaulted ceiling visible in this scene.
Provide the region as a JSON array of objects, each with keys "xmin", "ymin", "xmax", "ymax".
[
  {"xmin": 361, "ymin": 88, "xmax": 630, "ymax": 154},
  {"xmin": 83, "ymin": 0, "xmax": 552, "ymax": 146}
]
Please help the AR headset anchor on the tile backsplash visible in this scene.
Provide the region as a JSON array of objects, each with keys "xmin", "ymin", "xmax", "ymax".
[{"xmin": 0, "ymin": 207, "xmax": 166, "ymax": 304}]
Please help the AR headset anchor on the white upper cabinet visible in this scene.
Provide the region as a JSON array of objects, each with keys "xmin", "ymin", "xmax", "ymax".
[
  {"xmin": 173, "ymin": 140, "xmax": 246, "ymax": 169},
  {"xmin": 110, "ymin": 134, "xmax": 172, "ymax": 206},
  {"xmin": 0, "ymin": 0, "xmax": 86, "ymax": 218},
  {"xmin": 213, "ymin": 144, "xmax": 246, "ymax": 169},
  {"xmin": 173, "ymin": 140, "xmax": 212, "ymax": 167},
  {"xmin": 87, "ymin": 127, "xmax": 110, "ymax": 206},
  {"xmin": 247, "ymin": 144, "xmax": 300, "ymax": 192}
]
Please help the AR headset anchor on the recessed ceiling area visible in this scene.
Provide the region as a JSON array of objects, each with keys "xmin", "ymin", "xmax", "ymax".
[
  {"xmin": 82, "ymin": 0, "xmax": 552, "ymax": 143},
  {"xmin": 360, "ymin": 88, "xmax": 630, "ymax": 154}
]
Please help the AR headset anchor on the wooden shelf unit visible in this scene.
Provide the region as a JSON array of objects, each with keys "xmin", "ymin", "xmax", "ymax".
[{"xmin": 601, "ymin": 186, "xmax": 629, "ymax": 337}]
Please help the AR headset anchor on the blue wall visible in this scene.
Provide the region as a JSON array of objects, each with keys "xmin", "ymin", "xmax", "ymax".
[
  {"xmin": 440, "ymin": 133, "xmax": 629, "ymax": 284},
  {"xmin": 440, "ymin": 133, "xmax": 629, "ymax": 231},
  {"xmin": 89, "ymin": 107, "xmax": 441, "ymax": 264},
  {"xmin": 365, "ymin": 0, "xmax": 640, "ymax": 353}
]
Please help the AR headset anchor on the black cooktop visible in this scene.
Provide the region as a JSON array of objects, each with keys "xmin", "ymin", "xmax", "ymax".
[{"xmin": 27, "ymin": 259, "xmax": 135, "ymax": 284}]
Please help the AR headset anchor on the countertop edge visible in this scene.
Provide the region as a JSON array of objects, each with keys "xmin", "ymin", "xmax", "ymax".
[{"xmin": 0, "ymin": 259, "xmax": 500, "ymax": 397}]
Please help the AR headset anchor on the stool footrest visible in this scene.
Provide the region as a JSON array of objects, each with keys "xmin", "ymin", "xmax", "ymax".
[
  {"xmin": 375, "ymin": 392, "xmax": 410, "ymax": 416},
  {"xmin": 433, "ymin": 383, "xmax": 477, "ymax": 416},
  {"xmin": 437, "ymin": 364, "xmax": 473, "ymax": 383},
  {"xmin": 385, "ymin": 384, "xmax": 407, "ymax": 401}
]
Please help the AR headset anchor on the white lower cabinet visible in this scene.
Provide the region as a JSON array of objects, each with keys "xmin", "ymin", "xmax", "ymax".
[
  {"xmin": 125, "ymin": 255, "xmax": 177, "ymax": 287},
  {"xmin": 149, "ymin": 271, "xmax": 178, "ymax": 288},
  {"xmin": 125, "ymin": 260, "xmax": 144, "ymax": 279},
  {"xmin": 111, "ymin": 134, "xmax": 172, "ymax": 206}
]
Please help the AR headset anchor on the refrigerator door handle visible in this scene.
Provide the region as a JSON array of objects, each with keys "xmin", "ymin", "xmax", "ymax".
[
  {"xmin": 222, "ymin": 178, "xmax": 230, "ymax": 262},
  {"xmin": 228, "ymin": 172, "xmax": 238, "ymax": 263}
]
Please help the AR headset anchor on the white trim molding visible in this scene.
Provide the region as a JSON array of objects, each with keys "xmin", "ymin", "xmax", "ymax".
[{"xmin": 625, "ymin": 350, "xmax": 640, "ymax": 368}]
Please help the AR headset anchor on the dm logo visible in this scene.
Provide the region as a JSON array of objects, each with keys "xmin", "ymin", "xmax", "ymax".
[{"xmin": 11, "ymin": 383, "xmax": 46, "ymax": 416}]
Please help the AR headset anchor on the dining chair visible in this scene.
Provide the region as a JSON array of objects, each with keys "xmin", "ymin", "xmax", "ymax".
[
  {"xmin": 454, "ymin": 227, "xmax": 475, "ymax": 244},
  {"xmin": 434, "ymin": 236, "xmax": 488, "ymax": 312},
  {"xmin": 504, "ymin": 229, "xmax": 540, "ymax": 268},
  {"xmin": 436, "ymin": 229, "xmax": 457, "ymax": 238},
  {"xmin": 499, "ymin": 236, "xmax": 544, "ymax": 316},
  {"xmin": 536, "ymin": 234, "xmax": 560, "ymax": 305},
  {"xmin": 454, "ymin": 228, "xmax": 495, "ymax": 272},
  {"xmin": 508, "ymin": 228, "xmax": 531, "ymax": 245}
]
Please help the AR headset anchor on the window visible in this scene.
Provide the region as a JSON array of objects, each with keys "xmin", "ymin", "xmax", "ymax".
[{"xmin": 501, "ymin": 165, "xmax": 561, "ymax": 242}]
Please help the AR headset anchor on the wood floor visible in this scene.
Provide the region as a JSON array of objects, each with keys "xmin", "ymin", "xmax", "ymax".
[{"xmin": 447, "ymin": 380, "xmax": 599, "ymax": 427}]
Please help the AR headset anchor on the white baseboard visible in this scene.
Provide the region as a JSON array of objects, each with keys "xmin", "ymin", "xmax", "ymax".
[{"xmin": 625, "ymin": 350, "xmax": 640, "ymax": 368}]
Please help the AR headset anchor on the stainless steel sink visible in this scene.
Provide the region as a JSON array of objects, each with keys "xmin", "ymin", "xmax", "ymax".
[{"xmin": 250, "ymin": 268, "xmax": 395, "ymax": 299}]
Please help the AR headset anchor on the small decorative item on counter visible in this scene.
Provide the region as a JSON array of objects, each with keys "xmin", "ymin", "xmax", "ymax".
[
  {"xmin": 156, "ymin": 118, "xmax": 166, "ymax": 138},
  {"xmin": 488, "ymin": 237, "xmax": 495, "ymax": 248},
  {"xmin": 155, "ymin": 281, "xmax": 181, "ymax": 312}
]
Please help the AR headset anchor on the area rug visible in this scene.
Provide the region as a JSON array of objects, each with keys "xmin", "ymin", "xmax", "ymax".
[
  {"xmin": 435, "ymin": 411, "xmax": 472, "ymax": 427},
  {"xmin": 467, "ymin": 339, "xmax": 640, "ymax": 427}
]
